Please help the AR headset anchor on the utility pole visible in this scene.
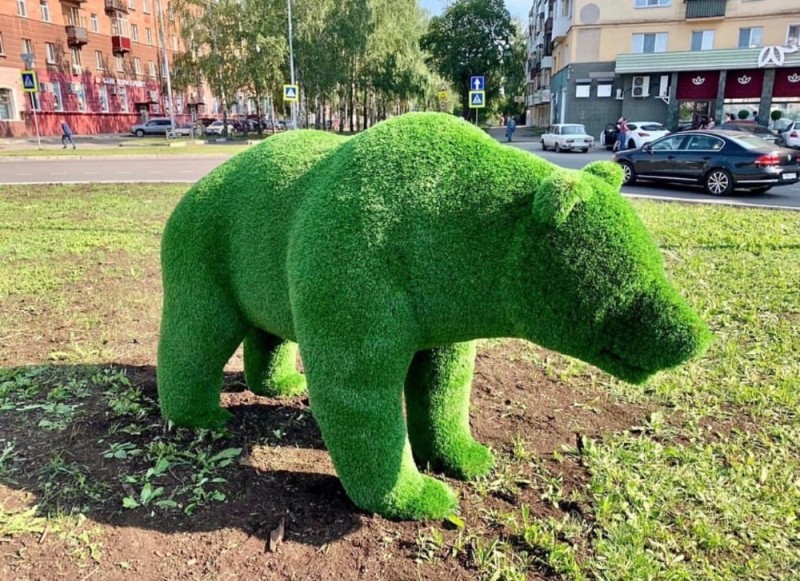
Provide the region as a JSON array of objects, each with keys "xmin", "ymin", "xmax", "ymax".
[
  {"xmin": 287, "ymin": 0, "xmax": 297, "ymax": 130},
  {"xmin": 155, "ymin": 0, "xmax": 176, "ymax": 134},
  {"xmin": 20, "ymin": 53, "xmax": 42, "ymax": 150}
]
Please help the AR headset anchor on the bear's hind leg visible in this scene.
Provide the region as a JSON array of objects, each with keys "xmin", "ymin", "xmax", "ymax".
[
  {"xmin": 243, "ymin": 330, "xmax": 306, "ymax": 397},
  {"xmin": 405, "ymin": 341, "xmax": 494, "ymax": 480},
  {"xmin": 157, "ymin": 279, "xmax": 247, "ymax": 429}
]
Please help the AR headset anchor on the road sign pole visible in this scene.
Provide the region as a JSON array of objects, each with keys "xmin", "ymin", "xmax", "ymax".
[
  {"xmin": 30, "ymin": 94, "xmax": 42, "ymax": 150},
  {"xmin": 287, "ymin": 0, "xmax": 297, "ymax": 130}
]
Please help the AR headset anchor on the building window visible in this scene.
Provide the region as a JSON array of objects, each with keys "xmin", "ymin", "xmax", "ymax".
[
  {"xmin": 0, "ymin": 88, "xmax": 16, "ymax": 119},
  {"xmin": 17, "ymin": 0, "xmax": 27, "ymax": 17},
  {"xmin": 739, "ymin": 27, "xmax": 764, "ymax": 48},
  {"xmin": 72, "ymin": 83, "xmax": 86, "ymax": 112},
  {"xmin": 119, "ymin": 89, "xmax": 128, "ymax": 112},
  {"xmin": 632, "ymin": 32, "xmax": 668, "ymax": 53},
  {"xmin": 148, "ymin": 60, "xmax": 156, "ymax": 77},
  {"xmin": 51, "ymin": 81, "xmax": 63, "ymax": 111},
  {"xmin": 71, "ymin": 47, "xmax": 82, "ymax": 67},
  {"xmin": 691, "ymin": 30, "xmax": 714, "ymax": 51},
  {"xmin": 0, "ymin": 33, "xmax": 4, "ymax": 55},
  {"xmin": 91, "ymin": 14, "xmax": 99, "ymax": 33},
  {"xmin": 143, "ymin": 0, "xmax": 150, "ymax": 12},
  {"xmin": 45, "ymin": 42, "xmax": 56, "ymax": 64},
  {"xmin": 67, "ymin": 6, "xmax": 80, "ymax": 27},
  {"xmin": 128, "ymin": 0, "xmax": 135, "ymax": 9},
  {"xmin": 132, "ymin": 24, "xmax": 139, "ymax": 42},
  {"xmin": 29, "ymin": 91, "xmax": 41, "ymax": 112},
  {"xmin": 40, "ymin": 1, "xmax": 50, "ymax": 22},
  {"xmin": 172, "ymin": 36, "xmax": 178, "ymax": 51},
  {"xmin": 98, "ymin": 84, "xmax": 109, "ymax": 112},
  {"xmin": 146, "ymin": 28, "xmax": 153, "ymax": 45},
  {"xmin": 116, "ymin": 55, "xmax": 124, "ymax": 72},
  {"xmin": 635, "ymin": 0, "xmax": 669, "ymax": 7},
  {"xmin": 134, "ymin": 57, "xmax": 142, "ymax": 75},
  {"xmin": 788, "ymin": 25, "xmax": 800, "ymax": 47},
  {"xmin": 95, "ymin": 50, "xmax": 104, "ymax": 70},
  {"xmin": 22, "ymin": 39, "xmax": 34, "ymax": 57}
]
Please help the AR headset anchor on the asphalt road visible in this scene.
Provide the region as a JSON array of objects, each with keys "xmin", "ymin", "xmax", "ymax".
[{"xmin": 2, "ymin": 147, "xmax": 799, "ymax": 210}]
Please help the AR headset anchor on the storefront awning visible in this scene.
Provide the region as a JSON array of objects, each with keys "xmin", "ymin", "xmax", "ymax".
[{"xmin": 616, "ymin": 46, "xmax": 800, "ymax": 74}]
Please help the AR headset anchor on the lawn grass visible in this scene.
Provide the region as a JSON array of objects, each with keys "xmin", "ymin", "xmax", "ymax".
[{"xmin": 0, "ymin": 184, "xmax": 798, "ymax": 578}]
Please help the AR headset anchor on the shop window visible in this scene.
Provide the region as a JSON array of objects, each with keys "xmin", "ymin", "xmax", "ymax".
[
  {"xmin": 739, "ymin": 27, "xmax": 763, "ymax": 49},
  {"xmin": 575, "ymin": 84, "xmax": 591, "ymax": 98},
  {"xmin": 29, "ymin": 91, "xmax": 40, "ymax": 112},
  {"xmin": 119, "ymin": 90, "xmax": 129, "ymax": 113},
  {"xmin": 691, "ymin": 30, "xmax": 714, "ymax": 51},
  {"xmin": 633, "ymin": 32, "xmax": 668, "ymax": 53},
  {"xmin": 0, "ymin": 88, "xmax": 15, "ymax": 119},
  {"xmin": 597, "ymin": 84, "xmax": 612, "ymax": 98},
  {"xmin": 52, "ymin": 82, "xmax": 63, "ymax": 112},
  {"xmin": 98, "ymin": 85, "xmax": 109, "ymax": 113}
]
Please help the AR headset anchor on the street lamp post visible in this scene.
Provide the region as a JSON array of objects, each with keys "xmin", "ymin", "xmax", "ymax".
[
  {"xmin": 155, "ymin": 0, "xmax": 176, "ymax": 134},
  {"xmin": 287, "ymin": 0, "xmax": 297, "ymax": 130}
]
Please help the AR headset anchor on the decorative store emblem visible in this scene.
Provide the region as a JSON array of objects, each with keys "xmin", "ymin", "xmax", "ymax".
[
  {"xmin": 692, "ymin": 76, "xmax": 706, "ymax": 85},
  {"xmin": 788, "ymin": 73, "xmax": 800, "ymax": 83},
  {"xmin": 758, "ymin": 45, "xmax": 799, "ymax": 68},
  {"xmin": 737, "ymin": 75, "xmax": 752, "ymax": 85}
]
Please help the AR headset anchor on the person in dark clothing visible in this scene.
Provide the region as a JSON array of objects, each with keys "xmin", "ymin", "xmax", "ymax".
[{"xmin": 61, "ymin": 121, "xmax": 76, "ymax": 149}]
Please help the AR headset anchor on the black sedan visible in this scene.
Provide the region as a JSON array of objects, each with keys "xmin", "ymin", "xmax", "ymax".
[{"xmin": 613, "ymin": 130, "xmax": 799, "ymax": 195}]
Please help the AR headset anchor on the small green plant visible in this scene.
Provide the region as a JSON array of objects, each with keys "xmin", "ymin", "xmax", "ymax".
[
  {"xmin": 770, "ymin": 110, "xmax": 783, "ymax": 122},
  {"xmin": 414, "ymin": 527, "xmax": 445, "ymax": 562},
  {"xmin": 738, "ymin": 109, "xmax": 751, "ymax": 120}
]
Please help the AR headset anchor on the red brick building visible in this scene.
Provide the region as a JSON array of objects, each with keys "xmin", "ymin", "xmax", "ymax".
[{"xmin": 0, "ymin": 0, "xmax": 207, "ymax": 137}]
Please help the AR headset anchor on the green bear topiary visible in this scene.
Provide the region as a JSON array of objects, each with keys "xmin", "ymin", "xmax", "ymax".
[{"xmin": 158, "ymin": 112, "xmax": 710, "ymax": 520}]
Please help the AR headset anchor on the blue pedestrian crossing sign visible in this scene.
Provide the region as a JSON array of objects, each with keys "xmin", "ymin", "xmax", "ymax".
[
  {"xmin": 470, "ymin": 76, "xmax": 485, "ymax": 91},
  {"xmin": 469, "ymin": 90, "xmax": 485, "ymax": 109},
  {"xmin": 283, "ymin": 84, "xmax": 299, "ymax": 102},
  {"xmin": 21, "ymin": 70, "xmax": 38, "ymax": 93}
]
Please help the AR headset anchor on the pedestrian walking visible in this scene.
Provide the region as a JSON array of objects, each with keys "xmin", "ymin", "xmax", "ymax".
[
  {"xmin": 505, "ymin": 116, "xmax": 517, "ymax": 142},
  {"xmin": 61, "ymin": 120, "xmax": 76, "ymax": 149}
]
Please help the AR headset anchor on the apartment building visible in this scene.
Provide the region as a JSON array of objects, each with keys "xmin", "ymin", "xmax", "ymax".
[
  {"xmin": 0, "ymin": 0, "xmax": 207, "ymax": 137},
  {"xmin": 526, "ymin": 0, "xmax": 800, "ymax": 139}
]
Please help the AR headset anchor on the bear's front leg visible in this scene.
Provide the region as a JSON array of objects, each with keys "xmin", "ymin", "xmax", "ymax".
[
  {"xmin": 243, "ymin": 329, "xmax": 306, "ymax": 397},
  {"xmin": 405, "ymin": 342, "xmax": 494, "ymax": 480},
  {"xmin": 301, "ymin": 337, "xmax": 458, "ymax": 520}
]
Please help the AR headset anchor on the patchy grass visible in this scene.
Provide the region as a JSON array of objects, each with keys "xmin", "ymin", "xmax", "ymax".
[{"xmin": 0, "ymin": 185, "xmax": 799, "ymax": 578}]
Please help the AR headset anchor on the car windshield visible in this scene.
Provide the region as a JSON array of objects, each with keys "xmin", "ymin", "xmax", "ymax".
[
  {"xmin": 561, "ymin": 125, "xmax": 586, "ymax": 135},
  {"xmin": 727, "ymin": 134, "xmax": 772, "ymax": 150}
]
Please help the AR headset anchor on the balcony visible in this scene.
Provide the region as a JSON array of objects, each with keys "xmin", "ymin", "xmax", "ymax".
[
  {"xmin": 112, "ymin": 35, "xmax": 132, "ymax": 55},
  {"xmin": 686, "ymin": 0, "xmax": 727, "ymax": 19},
  {"xmin": 60, "ymin": 0, "xmax": 88, "ymax": 4},
  {"xmin": 66, "ymin": 25, "xmax": 89, "ymax": 47},
  {"xmin": 552, "ymin": 15, "xmax": 571, "ymax": 42},
  {"xmin": 105, "ymin": 0, "xmax": 128, "ymax": 13},
  {"xmin": 541, "ymin": 56, "xmax": 553, "ymax": 69}
]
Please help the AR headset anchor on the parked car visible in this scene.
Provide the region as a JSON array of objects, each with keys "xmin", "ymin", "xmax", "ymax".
[
  {"xmin": 613, "ymin": 130, "xmax": 799, "ymax": 195},
  {"xmin": 599, "ymin": 121, "xmax": 670, "ymax": 150},
  {"xmin": 169, "ymin": 123, "xmax": 194, "ymax": 137},
  {"xmin": 205, "ymin": 120, "xmax": 237, "ymax": 136},
  {"xmin": 777, "ymin": 120, "xmax": 800, "ymax": 149},
  {"xmin": 130, "ymin": 118, "xmax": 174, "ymax": 137},
  {"xmin": 718, "ymin": 122, "xmax": 786, "ymax": 147},
  {"xmin": 541, "ymin": 123, "xmax": 594, "ymax": 152}
]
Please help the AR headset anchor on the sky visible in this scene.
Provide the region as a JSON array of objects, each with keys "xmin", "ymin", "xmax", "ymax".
[{"xmin": 420, "ymin": 0, "xmax": 531, "ymax": 23}]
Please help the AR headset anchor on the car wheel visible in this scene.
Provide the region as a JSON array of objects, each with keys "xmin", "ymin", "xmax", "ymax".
[
  {"xmin": 555, "ymin": 142, "xmax": 561, "ymax": 153},
  {"xmin": 619, "ymin": 161, "xmax": 636, "ymax": 185},
  {"xmin": 705, "ymin": 169, "xmax": 733, "ymax": 196},
  {"xmin": 541, "ymin": 140, "xmax": 547, "ymax": 151},
  {"xmin": 135, "ymin": 129, "xmax": 145, "ymax": 137},
  {"xmin": 750, "ymin": 186, "xmax": 772, "ymax": 194}
]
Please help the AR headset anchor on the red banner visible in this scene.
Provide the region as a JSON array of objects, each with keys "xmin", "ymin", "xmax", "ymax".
[
  {"xmin": 773, "ymin": 68, "xmax": 800, "ymax": 98},
  {"xmin": 677, "ymin": 71, "xmax": 720, "ymax": 100},
  {"xmin": 724, "ymin": 69, "xmax": 764, "ymax": 99}
]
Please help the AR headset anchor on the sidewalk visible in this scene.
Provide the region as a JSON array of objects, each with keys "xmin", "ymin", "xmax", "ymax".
[{"xmin": 487, "ymin": 125, "xmax": 542, "ymax": 143}]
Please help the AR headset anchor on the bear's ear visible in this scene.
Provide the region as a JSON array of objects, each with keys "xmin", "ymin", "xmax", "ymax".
[
  {"xmin": 582, "ymin": 160, "xmax": 624, "ymax": 191},
  {"xmin": 533, "ymin": 171, "xmax": 594, "ymax": 226}
]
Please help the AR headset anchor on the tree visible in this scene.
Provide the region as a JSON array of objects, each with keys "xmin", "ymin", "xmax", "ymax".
[{"xmin": 420, "ymin": 0, "xmax": 515, "ymax": 122}]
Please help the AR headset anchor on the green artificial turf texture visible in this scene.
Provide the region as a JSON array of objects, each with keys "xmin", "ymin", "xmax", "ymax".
[{"xmin": 158, "ymin": 112, "xmax": 709, "ymax": 519}]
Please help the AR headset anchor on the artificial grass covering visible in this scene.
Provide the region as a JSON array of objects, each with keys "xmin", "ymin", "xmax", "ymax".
[{"xmin": 157, "ymin": 112, "xmax": 710, "ymax": 520}]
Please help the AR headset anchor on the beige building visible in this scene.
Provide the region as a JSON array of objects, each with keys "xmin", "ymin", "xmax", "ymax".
[{"xmin": 526, "ymin": 0, "xmax": 800, "ymax": 137}]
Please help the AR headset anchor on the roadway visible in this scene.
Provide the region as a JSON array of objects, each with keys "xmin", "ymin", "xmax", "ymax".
[{"xmin": 1, "ymin": 147, "xmax": 799, "ymax": 210}]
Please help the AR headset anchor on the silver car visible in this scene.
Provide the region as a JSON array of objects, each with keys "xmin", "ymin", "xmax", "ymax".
[{"xmin": 130, "ymin": 118, "xmax": 174, "ymax": 137}]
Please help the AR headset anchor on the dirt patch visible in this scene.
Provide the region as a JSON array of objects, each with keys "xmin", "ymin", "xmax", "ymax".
[{"xmin": 0, "ymin": 339, "xmax": 648, "ymax": 580}]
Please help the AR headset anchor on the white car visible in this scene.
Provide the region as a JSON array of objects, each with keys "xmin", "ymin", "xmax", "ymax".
[
  {"xmin": 541, "ymin": 123, "xmax": 594, "ymax": 153},
  {"xmin": 622, "ymin": 121, "xmax": 670, "ymax": 150},
  {"xmin": 205, "ymin": 120, "xmax": 237, "ymax": 136},
  {"xmin": 777, "ymin": 120, "xmax": 800, "ymax": 149}
]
